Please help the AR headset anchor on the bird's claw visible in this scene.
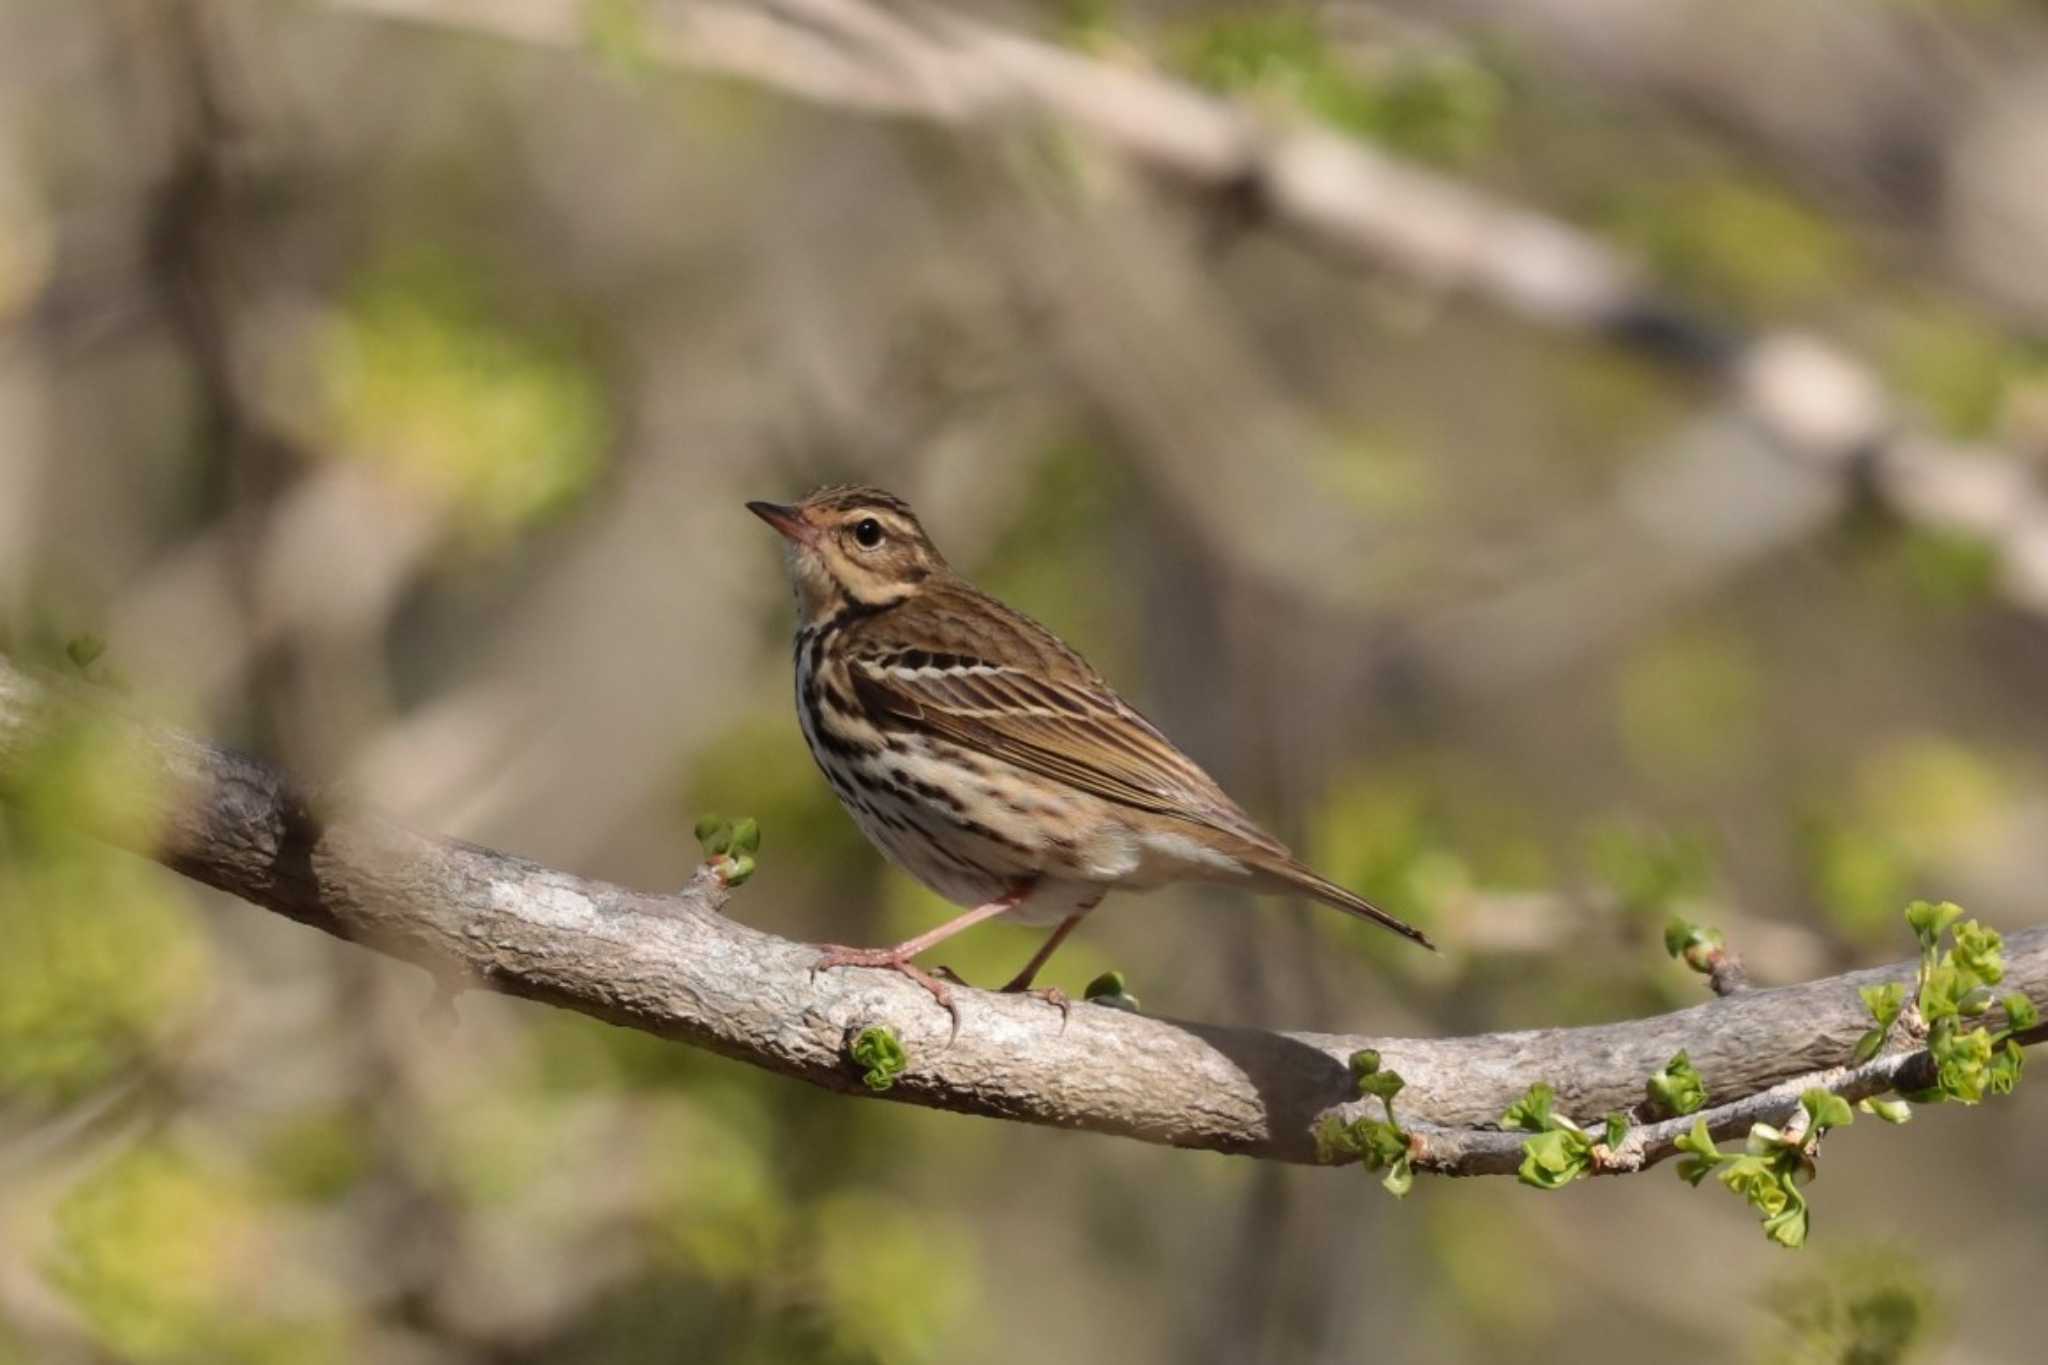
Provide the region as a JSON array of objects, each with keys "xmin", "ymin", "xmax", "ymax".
[
  {"xmin": 1002, "ymin": 982, "xmax": 1072, "ymax": 1033},
  {"xmin": 812, "ymin": 946, "xmax": 963, "ymax": 1044}
]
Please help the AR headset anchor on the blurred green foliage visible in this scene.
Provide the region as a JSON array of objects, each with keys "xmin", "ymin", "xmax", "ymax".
[
  {"xmin": 1309, "ymin": 430, "xmax": 1443, "ymax": 522},
  {"xmin": 1757, "ymin": 1245, "xmax": 1942, "ymax": 1364},
  {"xmin": 1306, "ymin": 774, "xmax": 1460, "ymax": 939},
  {"xmin": 973, "ymin": 442, "xmax": 1137, "ymax": 673},
  {"xmin": 1586, "ymin": 819, "xmax": 1713, "ymax": 917},
  {"xmin": 256, "ymin": 1107, "xmax": 374, "ymax": 1206},
  {"xmin": 1602, "ymin": 177, "xmax": 1859, "ymax": 316},
  {"xmin": 47, "ymin": 1144, "xmax": 346, "ymax": 1364},
  {"xmin": 812, "ymin": 1194, "xmax": 977, "ymax": 1362},
  {"xmin": 1307, "ymin": 757, "xmax": 1572, "ymax": 959},
  {"xmin": 1173, "ymin": 9, "xmax": 1505, "ymax": 165},
  {"xmin": 320, "ymin": 252, "xmax": 610, "ymax": 542},
  {"xmin": 1801, "ymin": 737, "xmax": 2004, "ymax": 939},
  {"xmin": 450, "ymin": 1005, "xmax": 981, "ymax": 1361},
  {"xmin": 1885, "ymin": 309, "xmax": 2047, "ymax": 439},
  {"xmin": 636, "ymin": 1096, "xmax": 793, "ymax": 1285},
  {"xmin": 583, "ymin": 0, "xmax": 654, "ymax": 79},
  {"xmin": 1893, "ymin": 529, "xmax": 2000, "ymax": 610},
  {"xmin": 1421, "ymin": 1196, "xmax": 1562, "ymax": 1346},
  {"xmin": 0, "ymin": 717, "xmax": 209, "ymax": 1108},
  {"xmin": 1615, "ymin": 627, "xmax": 1762, "ymax": 786}
]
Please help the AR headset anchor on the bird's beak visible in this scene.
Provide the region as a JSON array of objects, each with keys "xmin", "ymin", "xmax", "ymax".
[{"xmin": 746, "ymin": 500, "xmax": 815, "ymax": 546}]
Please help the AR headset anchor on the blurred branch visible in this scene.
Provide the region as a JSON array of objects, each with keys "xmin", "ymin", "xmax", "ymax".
[
  {"xmin": 1370, "ymin": 0, "xmax": 2048, "ymax": 328},
  {"xmin": 4, "ymin": 654, "xmax": 2042, "ymax": 1178},
  {"xmin": 333, "ymin": 0, "xmax": 2048, "ymax": 620}
]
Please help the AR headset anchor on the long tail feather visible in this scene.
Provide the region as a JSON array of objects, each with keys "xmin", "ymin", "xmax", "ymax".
[{"xmin": 1258, "ymin": 859, "xmax": 1437, "ymax": 951}]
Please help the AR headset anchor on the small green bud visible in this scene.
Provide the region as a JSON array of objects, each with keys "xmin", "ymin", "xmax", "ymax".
[
  {"xmin": 1850, "ymin": 1028, "xmax": 1886, "ymax": 1065},
  {"xmin": 1988, "ymin": 1040, "xmax": 2024, "ymax": 1096},
  {"xmin": 848, "ymin": 1026, "xmax": 908, "ymax": 1092},
  {"xmin": 1647, "ymin": 1050, "xmax": 1707, "ymax": 1116},
  {"xmin": 1959, "ymin": 986, "xmax": 1996, "ymax": 1018},
  {"xmin": 1673, "ymin": 1118, "xmax": 1725, "ymax": 1186},
  {"xmin": 1718, "ymin": 1154, "xmax": 1791, "ymax": 1217},
  {"xmin": 1799, "ymin": 1089, "xmax": 1854, "ymax": 1134},
  {"xmin": 1322, "ymin": 1113, "xmax": 1416, "ymax": 1198},
  {"xmin": 1859, "ymin": 981, "xmax": 1905, "ymax": 1031},
  {"xmin": 728, "ymin": 816, "xmax": 761, "ymax": 855},
  {"xmin": 1663, "ymin": 917, "xmax": 1724, "ymax": 961},
  {"xmin": 1356, "ymin": 1119, "xmax": 1408, "ymax": 1169},
  {"xmin": 1516, "ymin": 1127, "xmax": 1592, "ymax": 1190},
  {"xmin": 722, "ymin": 854, "xmax": 756, "ymax": 886},
  {"xmin": 1357, "ymin": 1069, "xmax": 1405, "ymax": 1104},
  {"xmin": 1919, "ymin": 964, "xmax": 1964, "ymax": 1023},
  {"xmin": 1951, "ymin": 919, "xmax": 2005, "ymax": 985},
  {"xmin": 1762, "ymin": 1197, "xmax": 1809, "ymax": 1249},
  {"xmin": 1348, "ymin": 1049, "xmax": 1382, "ymax": 1078},
  {"xmin": 695, "ymin": 814, "xmax": 733, "ymax": 855},
  {"xmin": 1083, "ymin": 971, "xmax": 1140, "ymax": 1012},
  {"xmin": 1502, "ymin": 1082, "xmax": 1559, "ymax": 1134},
  {"xmin": 1084, "ymin": 971, "xmax": 1127, "ymax": 1001},
  {"xmin": 1603, "ymin": 1112, "xmax": 1629, "ymax": 1151},
  {"xmin": 1314, "ymin": 1116, "xmax": 1362, "ymax": 1163},
  {"xmin": 1858, "ymin": 1096, "xmax": 1913, "ymax": 1125},
  {"xmin": 1904, "ymin": 899, "xmax": 1963, "ymax": 947},
  {"xmin": 1083, "ymin": 972, "xmax": 1139, "ymax": 1012},
  {"xmin": 1662, "ymin": 917, "xmax": 1691, "ymax": 958},
  {"xmin": 1744, "ymin": 1123, "xmax": 1791, "ymax": 1155},
  {"xmin": 1931, "ymin": 1023, "xmax": 1995, "ymax": 1104},
  {"xmin": 2002, "ymin": 992, "xmax": 2040, "ymax": 1033}
]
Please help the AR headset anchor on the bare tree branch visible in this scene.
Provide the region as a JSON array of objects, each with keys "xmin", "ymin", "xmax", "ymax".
[
  {"xmin": 3, "ymin": 654, "xmax": 2040, "ymax": 1178},
  {"xmin": 326, "ymin": 0, "xmax": 2048, "ymax": 620}
]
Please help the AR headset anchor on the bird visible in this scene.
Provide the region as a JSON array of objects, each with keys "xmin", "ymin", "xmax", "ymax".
[{"xmin": 748, "ymin": 485, "xmax": 1433, "ymax": 1024}]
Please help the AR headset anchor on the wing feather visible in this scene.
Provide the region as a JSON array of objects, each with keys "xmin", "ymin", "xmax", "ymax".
[{"xmin": 847, "ymin": 650, "xmax": 1282, "ymax": 853}]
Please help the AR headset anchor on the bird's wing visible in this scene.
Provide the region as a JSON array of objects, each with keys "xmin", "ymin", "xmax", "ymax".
[{"xmin": 844, "ymin": 618, "xmax": 1284, "ymax": 855}]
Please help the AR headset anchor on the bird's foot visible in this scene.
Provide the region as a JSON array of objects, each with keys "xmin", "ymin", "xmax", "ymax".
[
  {"xmin": 1000, "ymin": 980, "xmax": 1072, "ymax": 1033},
  {"xmin": 812, "ymin": 945, "xmax": 963, "ymax": 1041}
]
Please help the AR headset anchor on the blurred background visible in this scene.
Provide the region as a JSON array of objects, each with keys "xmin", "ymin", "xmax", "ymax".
[{"xmin": 4, "ymin": 0, "xmax": 2048, "ymax": 1361}]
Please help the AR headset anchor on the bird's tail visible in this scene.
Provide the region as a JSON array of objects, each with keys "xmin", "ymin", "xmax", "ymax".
[{"xmin": 1253, "ymin": 858, "xmax": 1437, "ymax": 951}]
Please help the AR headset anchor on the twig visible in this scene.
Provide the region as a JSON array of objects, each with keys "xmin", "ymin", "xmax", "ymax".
[{"xmin": 1409, "ymin": 1039, "xmax": 1943, "ymax": 1177}]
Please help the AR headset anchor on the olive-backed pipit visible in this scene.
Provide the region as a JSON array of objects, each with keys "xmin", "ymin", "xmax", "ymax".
[{"xmin": 750, "ymin": 486, "xmax": 1432, "ymax": 1020}]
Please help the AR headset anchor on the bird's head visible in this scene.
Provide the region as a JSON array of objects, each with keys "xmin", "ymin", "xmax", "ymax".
[{"xmin": 748, "ymin": 485, "xmax": 949, "ymax": 625}]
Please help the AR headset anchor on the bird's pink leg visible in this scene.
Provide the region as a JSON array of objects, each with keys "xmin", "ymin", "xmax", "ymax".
[
  {"xmin": 999, "ymin": 894, "xmax": 1103, "ymax": 1030},
  {"xmin": 812, "ymin": 883, "xmax": 1031, "ymax": 1036},
  {"xmin": 1002, "ymin": 901, "xmax": 1098, "ymax": 993}
]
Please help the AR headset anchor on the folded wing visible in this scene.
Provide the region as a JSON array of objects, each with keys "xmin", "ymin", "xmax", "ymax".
[{"xmin": 846, "ymin": 647, "xmax": 1286, "ymax": 857}]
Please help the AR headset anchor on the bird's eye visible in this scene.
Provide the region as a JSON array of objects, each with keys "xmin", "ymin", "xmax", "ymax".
[{"xmin": 853, "ymin": 518, "xmax": 885, "ymax": 549}]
